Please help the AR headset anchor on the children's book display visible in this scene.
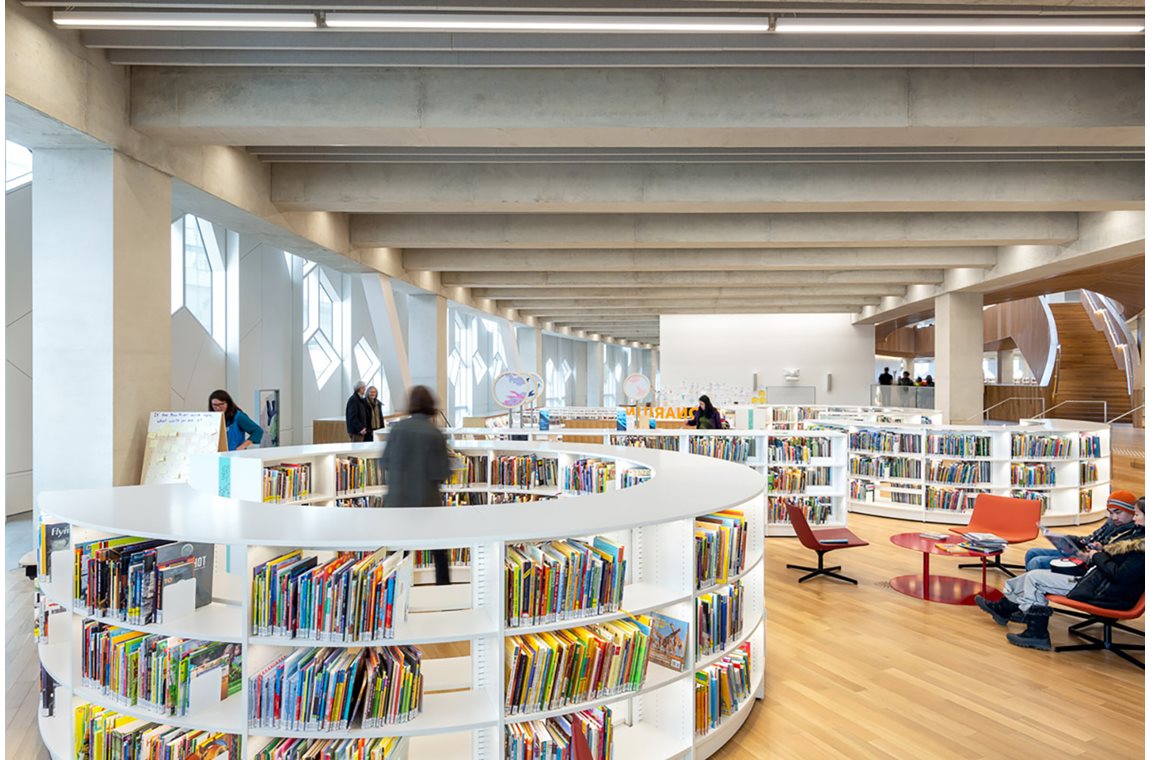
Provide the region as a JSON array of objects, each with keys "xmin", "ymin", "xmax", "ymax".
[
  {"xmin": 74, "ymin": 702, "xmax": 239, "ymax": 760},
  {"xmin": 505, "ymin": 537, "xmax": 625, "ymax": 628},
  {"xmin": 505, "ymin": 706, "xmax": 614, "ymax": 760},
  {"xmin": 695, "ymin": 642, "xmax": 753, "ymax": 736}
]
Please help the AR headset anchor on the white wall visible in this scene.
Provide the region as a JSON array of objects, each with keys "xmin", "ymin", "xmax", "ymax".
[
  {"xmin": 660, "ymin": 314, "xmax": 876, "ymax": 406},
  {"xmin": 6, "ymin": 184, "xmax": 33, "ymax": 515}
]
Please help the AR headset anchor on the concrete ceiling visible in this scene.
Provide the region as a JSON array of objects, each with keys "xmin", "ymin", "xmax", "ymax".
[{"xmin": 27, "ymin": 0, "xmax": 1146, "ymax": 346}]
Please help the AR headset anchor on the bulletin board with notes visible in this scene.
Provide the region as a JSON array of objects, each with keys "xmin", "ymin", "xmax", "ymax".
[{"xmin": 140, "ymin": 411, "xmax": 226, "ymax": 484}]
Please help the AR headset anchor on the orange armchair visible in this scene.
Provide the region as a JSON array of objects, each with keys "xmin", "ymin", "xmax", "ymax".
[
  {"xmin": 785, "ymin": 504, "xmax": 869, "ymax": 585},
  {"xmin": 1047, "ymin": 593, "xmax": 1145, "ymax": 670},
  {"xmin": 950, "ymin": 494, "xmax": 1041, "ymax": 577}
]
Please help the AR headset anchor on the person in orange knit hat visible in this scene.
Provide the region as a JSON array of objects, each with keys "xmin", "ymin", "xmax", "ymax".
[{"xmin": 1023, "ymin": 489, "xmax": 1140, "ymax": 572}]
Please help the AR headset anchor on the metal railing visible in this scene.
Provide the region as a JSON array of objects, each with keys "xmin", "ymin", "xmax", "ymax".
[
  {"xmin": 871, "ymin": 384, "xmax": 935, "ymax": 409},
  {"xmin": 1033, "ymin": 400, "xmax": 1108, "ymax": 420},
  {"xmin": 1107, "ymin": 405, "xmax": 1144, "ymax": 425},
  {"xmin": 979, "ymin": 396, "xmax": 1046, "ymax": 421}
]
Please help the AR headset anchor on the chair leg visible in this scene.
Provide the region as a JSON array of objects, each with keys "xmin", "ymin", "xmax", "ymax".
[
  {"xmin": 958, "ymin": 555, "xmax": 1021, "ymax": 577},
  {"xmin": 787, "ymin": 551, "xmax": 857, "ymax": 584},
  {"xmin": 1054, "ymin": 616, "xmax": 1145, "ymax": 670}
]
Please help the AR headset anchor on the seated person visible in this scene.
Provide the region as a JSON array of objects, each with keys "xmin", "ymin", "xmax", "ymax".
[
  {"xmin": 975, "ymin": 497, "xmax": 1144, "ymax": 651},
  {"xmin": 1024, "ymin": 489, "xmax": 1139, "ymax": 571}
]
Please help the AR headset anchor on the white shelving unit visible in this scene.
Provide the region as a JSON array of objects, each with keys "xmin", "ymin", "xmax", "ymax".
[
  {"xmin": 39, "ymin": 441, "xmax": 766, "ymax": 760},
  {"xmin": 729, "ymin": 404, "xmax": 943, "ymax": 430}
]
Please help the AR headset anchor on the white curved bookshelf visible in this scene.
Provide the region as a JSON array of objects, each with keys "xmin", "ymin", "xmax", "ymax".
[{"xmin": 37, "ymin": 441, "xmax": 766, "ymax": 760}]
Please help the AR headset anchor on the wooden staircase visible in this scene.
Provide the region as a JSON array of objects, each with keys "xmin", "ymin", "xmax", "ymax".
[{"xmin": 1048, "ymin": 302, "xmax": 1133, "ymax": 422}]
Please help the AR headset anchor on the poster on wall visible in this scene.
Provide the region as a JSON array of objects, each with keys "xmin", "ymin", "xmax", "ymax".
[
  {"xmin": 140, "ymin": 412, "xmax": 226, "ymax": 485},
  {"xmin": 256, "ymin": 389, "xmax": 280, "ymax": 447}
]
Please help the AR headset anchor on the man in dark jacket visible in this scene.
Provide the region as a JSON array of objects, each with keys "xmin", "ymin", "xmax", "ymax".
[
  {"xmin": 878, "ymin": 367, "xmax": 894, "ymax": 386},
  {"xmin": 1024, "ymin": 490, "xmax": 1139, "ymax": 571},
  {"xmin": 345, "ymin": 381, "xmax": 369, "ymax": 441},
  {"xmin": 975, "ymin": 497, "xmax": 1145, "ymax": 650}
]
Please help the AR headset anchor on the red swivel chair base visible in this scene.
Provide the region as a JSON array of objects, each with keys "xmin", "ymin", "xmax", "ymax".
[
  {"xmin": 1047, "ymin": 594, "xmax": 1145, "ymax": 670},
  {"xmin": 784, "ymin": 505, "xmax": 868, "ymax": 585}
]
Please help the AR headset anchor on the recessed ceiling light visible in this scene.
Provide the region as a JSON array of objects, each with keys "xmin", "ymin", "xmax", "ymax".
[
  {"xmin": 777, "ymin": 17, "xmax": 1143, "ymax": 34},
  {"xmin": 325, "ymin": 13, "xmax": 772, "ymax": 33},
  {"xmin": 54, "ymin": 11, "xmax": 316, "ymax": 30}
]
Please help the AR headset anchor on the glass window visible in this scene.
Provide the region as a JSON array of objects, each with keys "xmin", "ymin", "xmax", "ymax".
[
  {"xmin": 183, "ymin": 216, "xmax": 214, "ymax": 334},
  {"xmin": 171, "ymin": 214, "xmax": 226, "ymax": 346},
  {"xmin": 5, "ymin": 141, "xmax": 32, "ymax": 191},
  {"xmin": 302, "ymin": 264, "xmax": 342, "ymax": 388}
]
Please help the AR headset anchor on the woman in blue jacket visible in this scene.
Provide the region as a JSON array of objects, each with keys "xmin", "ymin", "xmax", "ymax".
[{"xmin": 209, "ymin": 389, "xmax": 264, "ymax": 451}]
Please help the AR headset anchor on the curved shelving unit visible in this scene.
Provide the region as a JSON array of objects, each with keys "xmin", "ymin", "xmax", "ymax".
[{"xmin": 38, "ymin": 440, "xmax": 767, "ymax": 760}]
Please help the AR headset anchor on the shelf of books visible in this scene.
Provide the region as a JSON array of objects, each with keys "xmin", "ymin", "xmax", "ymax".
[
  {"xmin": 728, "ymin": 404, "xmax": 942, "ymax": 431},
  {"xmin": 841, "ymin": 420, "xmax": 1110, "ymax": 526},
  {"xmin": 39, "ymin": 441, "xmax": 766, "ymax": 760}
]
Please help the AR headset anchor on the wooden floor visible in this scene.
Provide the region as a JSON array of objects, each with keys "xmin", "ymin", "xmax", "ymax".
[{"xmin": 8, "ymin": 430, "xmax": 1145, "ymax": 758}]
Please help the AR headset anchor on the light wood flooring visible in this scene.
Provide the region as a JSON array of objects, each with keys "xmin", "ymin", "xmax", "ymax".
[{"xmin": 8, "ymin": 431, "xmax": 1145, "ymax": 759}]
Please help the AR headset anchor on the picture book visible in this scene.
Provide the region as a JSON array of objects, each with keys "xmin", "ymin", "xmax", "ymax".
[{"xmin": 648, "ymin": 612, "xmax": 689, "ymax": 672}]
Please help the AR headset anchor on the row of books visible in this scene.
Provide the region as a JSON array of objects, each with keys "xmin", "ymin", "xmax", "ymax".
[
  {"xmin": 695, "ymin": 511, "xmax": 748, "ymax": 588},
  {"xmin": 767, "ymin": 497, "xmax": 833, "ymax": 524},
  {"xmin": 1011, "ymin": 433, "xmax": 1072, "ymax": 459},
  {"xmin": 926, "ymin": 434, "xmax": 992, "ymax": 458},
  {"xmin": 621, "ymin": 468, "xmax": 652, "ymax": 488},
  {"xmin": 504, "ymin": 616, "xmax": 652, "ymax": 715},
  {"xmin": 33, "ymin": 590, "xmax": 66, "ymax": 642},
  {"xmin": 413, "ymin": 548, "xmax": 469, "ymax": 568},
  {"xmin": 687, "ymin": 437, "xmax": 750, "ymax": 464},
  {"xmin": 1080, "ymin": 434, "xmax": 1104, "ymax": 459},
  {"xmin": 81, "ymin": 622, "xmax": 240, "ymax": 717},
  {"xmin": 1080, "ymin": 489, "xmax": 1094, "ymax": 513},
  {"xmin": 849, "ymin": 456, "xmax": 922, "ymax": 480},
  {"xmin": 251, "ymin": 549, "xmax": 412, "ymax": 642},
  {"xmin": 956, "ymin": 532, "xmax": 1007, "ymax": 554},
  {"xmin": 255, "ymin": 737, "xmax": 403, "ymax": 760},
  {"xmin": 926, "ymin": 460, "xmax": 992, "ymax": 485},
  {"xmin": 73, "ymin": 533, "xmax": 214, "ymax": 625},
  {"xmin": 695, "ymin": 642, "xmax": 753, "ymax": 736},
  {"xmin": 494, "ymin": 455, "xmax": 560, "ymax": 488},
  {"xmin": 848, "ymin": 430, "xmax": 922, "ymax": 454},
  {"xmin": 335, "ymin": 456, "xmax": 384, "ymax": 493},
  {"xmin": 925, "ymin": 487, "xmax": 985, "ymax": 512},
  {"xmin": 767, "ymin": 466, "xmax": 831, "ymax": 492},
  {"xmin": 264, "ymin": 463, "xmax": 313, "ymax": 503},
  {"xmin": 1011, "ymin": 489, "xmax": 1050, "ymax": 513},
  {"xmin": 249, "ymin": 645, "xmax": 423, "ymax": 730},
  {"xmin": 697, "ymin": 581, "xmax": 744, "ymax": 657},
  {"xmin": 611, "ymin": 434, "xmax": 680, "ymax": 451},
  {"xmin": 771, "ymin": 407, "xmax": 815, "ymax": 423},
  {"xmin": 563, "ymin": 459, "xmax": 616, "ymax": 494},
  {"xmin": 506, "ymin": 537, "xmax": 626, "ymax": 628},
  {"xmin": 494, "ymin": 493, "xmax": 558, "ymax": 505},
  {"xmin": 447, "ymin": 455, "xmax": 489, "ymax": 486},
  {"xmin": 444, "ymin": 492, "xmax": 487, "ymax": 506},
  {"xmin": 505, "ymin": 706, "xmax": 614, "ymax": 760},
  {"xmin": 1010, "ymin": 463, "xmax": 1056, "ymax": 487},
  {"xmin": 767, "ymin": 437, "xmax": 832, "ymax": 463},
  {"xmin": 1080, "ymin": 461, "xmax": 1099, "ymax": 484},
  {"xmin": 74, "ymin": 703, "xmax": 238, "ymax": 760},
  {"xmin": 336, "ymin": 495, "xmax": 386, "ymax": 509}
]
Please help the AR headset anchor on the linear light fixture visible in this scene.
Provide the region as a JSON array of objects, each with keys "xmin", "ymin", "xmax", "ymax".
[
  {"xmin": 776, "ymin": 18, "xmax": 1144, "ymax": 34},
  {"xmin": 53, "ymin": 11, "xmax": 316, "ymax": 30}
]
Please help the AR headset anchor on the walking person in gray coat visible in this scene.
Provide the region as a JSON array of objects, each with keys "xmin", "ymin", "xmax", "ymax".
[{"xmin": 382, "ymin": 385, "xmax": 453, "ymax": 585}]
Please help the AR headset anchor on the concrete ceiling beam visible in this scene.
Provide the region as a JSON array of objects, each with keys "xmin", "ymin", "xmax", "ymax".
[
  {"xmin": 440, "ymin": 269, "xmax": 945, "ymax": 288},
  {"xmin": 131, "ymin": 67, "xmax": 1143, "ymax": 148},
  {"xmin": 352, "ymin": 212, "xmax": 1079, "ymax": 249},
  {"xmin": 403, "ymin": 247, "xmax": 996, "ymax": 272},
  {"xmin": 272, "ymin": 161, "xmax": 1143, "ymax": 213},
  {"xmin": 471, "ymin": 285, "xmax": 908, "ymax": 300},
  {"xmin": 538, "ymin": 304, "xmax": 865, "ymax": 317},
  {"xmin": 511, "ymin": 296, "xmax": 882, "ymax": 312}
]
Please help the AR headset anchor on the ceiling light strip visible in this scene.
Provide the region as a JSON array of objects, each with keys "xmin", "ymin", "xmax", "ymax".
[{"xmin": 54, "ymin": 11, "xmax": 316, "ymax": 30}]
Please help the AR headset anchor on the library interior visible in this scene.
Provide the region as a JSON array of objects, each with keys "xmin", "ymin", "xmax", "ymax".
[{"xmin": 4, "ymin": 1, "xmax": 1147, "ymax": 759}]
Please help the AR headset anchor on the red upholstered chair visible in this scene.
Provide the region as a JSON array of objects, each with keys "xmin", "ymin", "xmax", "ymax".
[
  {"xmin": 785, "ymin": 504, "xmax": 869, "ymax": 585},
  {"xmin": 949, "ymin": 494, "xmax": 1041, "ymax": 577},
  {"xmin": 1047, "ymin": 594, "xmax": 1145, "ymax": 670}
]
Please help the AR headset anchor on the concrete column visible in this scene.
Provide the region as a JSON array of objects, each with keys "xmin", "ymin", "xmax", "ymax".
[
  {"xmin": 362, "ymin": 275, "xmax": 412, "ymax": 413},
  {"xmin": 586, "ymin": 342, "xmax": 604, "ymax": 406},
  {"xmin": 935, "ymin": 292, "xmax": 985, "ymax": 423},
  {"xmin": 435, "ymin": 296, "xmax": 449, "ymax": 410},
  {"xmin": 408, "ymin": 292, "xmax": 439, "ymax": 394},
  {"xmin": 997, "ymin": 348, "xmax": 1014, "ymax": 384},
  {"xmin": 33, "ymin": 149, "xmax": 171, "ymax": 493},
  {"xmin": 574, "ymin": 341, "xmax": 589, "ymax": 406}
]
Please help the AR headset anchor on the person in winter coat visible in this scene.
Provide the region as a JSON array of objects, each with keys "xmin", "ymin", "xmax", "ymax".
[
  {"xmin": 686, "ymin": 395, "xmax": 723, "ymax": 430},
  {"xmin": 345, "ymin": 381, "xmax": 370, "ymax": 441},
  {"xmin": 975, "ymin": 497, "xmax": 1144, "ymax": 651},
  {"xmin": 1023, "ymin": 489, "xmax": 1140, "ymax": 571}
]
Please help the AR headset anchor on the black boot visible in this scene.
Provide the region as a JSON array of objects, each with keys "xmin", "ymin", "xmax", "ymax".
[
  {"xmin": 1006, "ymin": 607, "xmax": 1052, "ymax": 651},
  {"xmin": 975, "ymin": 595, "xmax": 1023, "ymax": 626}
]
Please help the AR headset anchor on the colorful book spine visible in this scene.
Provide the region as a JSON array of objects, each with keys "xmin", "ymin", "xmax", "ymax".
[
  {"xmin": 491, "ymin": 493, "xmax": 556, "ymax": 505},
  {"xmin": 1079, "ymin": 489, "xmax": 1094, "ymax": 513},
  {"xmin": 848, "ymin": 430, "xmax": 923, "ymax": 454},
  {"xmin": 563, "ymin": 459, "xmax": 617, "ymax": 494},
  {"xmin": 696, "ymin": 581, "xmax": 744, "ymax": 658},
  {"xmin": 925, "ymin": 486, "xmax": 985, "ymax": 512},
  {"xmin": 447, "ymin": 455, "xmax": 489, "ymax": 486},
  {"xmin": 695, "ymin": 642, "xmax": 753, "ymax": 735},
  {"xmin": 767, "ymin": 497, "xmax": 834, "ymax": 524},
  {"xmin": 767, "ymin": 466, "xmax": 832, "ymax": 492},
  {"xmin": 1010, "ymin": 489, "xmax": 1051, "ymax": 514},
  {"xmin": 1011, "ymin": 434, "xmax": 1072, "ymax": 459},
  {"xmin": 505, "ymin": 536, "xmax": 626, "ymax": 628},
  {"xmin": 263, "ymin": 462, "xmax": 313, "ymax": 503},
  {"xmin": 1010, "ymin": 462, "xmax": 1056, "ymax": 487},
  {"xmin": 621, "ymin": 468, "xmax": 652, "ymax": 488},
  {"xmin": 444, "ymin": 491, "xmax": 489, "ymax": 506},
  {"xmin": 694, "ymin": 511, "xmax": 748, "ymax": 588},
  {"xmin": 413, "ymin": 548, "xmax": 470, "ymax": 568},
  {"xmin": 926, "ymin": 434, "xmax": 992, "ymax": 458},
  {"xmin": 255, "ymin": 737, "xmax": 403, "ymax": 760},
  {"xmin": 610, "ymin": 434, "xmax": 680, "ymax": 451},
  {"xmin": 248, "ymin": 645, "xmax": 423, "ymax": 730},
  {"xmin": 1080, "ymin": 461, "xmax": 1099, "ymax": 484},
  {"xmin": 767, "ymin": 437, "xmax": 831, "ymax": 463},
  {"xmin": 335, "ymin": 456, "xmax": 385, "ymax": 492},
  {"xmin": 250, "ymin": 549, "xmax": 412, "ymax": 642},
  {"xmin": 849, "ymin": 456, "xmax": 922, "ymax": 479},
  {"xmin": 73, "ymin": 702, "xmax": 239, "ymax": 760},
  {"xmin": 335, "ymin": 495, "xmax": 386, "ymax": 509},
  {"xmin": 687, "ymin": 437, "xmax": 750, "ymax": 464},
  {"xmin": 504, "ymin": 706, "xmax": 614, "ymax": 760},
  {"xmin": 926, "ymin": 460, "xmax": 992, "ymax": 485},
  {"xmin": 1080, "ymin": 434, "xmax": 1103, "ymax": 459},
  {"xmin": 493, "ymin": 455, "xmax": 560, "ymax": 488},
  {"xmin": 503, "ymin": 615, "xmax": 652, "ymax": 715}
]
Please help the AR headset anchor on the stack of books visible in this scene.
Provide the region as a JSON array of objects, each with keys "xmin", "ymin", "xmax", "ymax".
[
  {"xmin": 255, "ymin": 737, "xmax": 403, "ymax": 760},
  {"xmin": 695, "ymin": 641, "xmax": 753, "ymax": 735},
  {"xmin": 957, "ymin": 532, "xmax": 1008, "ymax": 554},
  {"xmin": 250, "ymin": 549, "xmax": 413, "ymax": 642},
  {"xmin": 695, "ymin": 511, "xmax": 748, "ymax": 589},
  {"xmin": 697, "ymin": 581, "xmax": 744, "ymax": 657},
  {"xmin": 73, "ymin": 703, "xmax": 239, "ymax": 760},
  {"xmin": 505, "ymin": 706, "xmax": 614, "ymax": 760},
  {"xmin": 263, "ymin": 462, "xmax": 313, "ymax": 502},
  {"xmin": 504, "ymin": 616, "xmax": 652, "ymax": 715},
  {"xmin": 80, "ymin": 622, "xmax": 241, "ymax": 716},
  {"xmin": 505, "ymin": 537, "xmax": 625, "ymax": 628},
  {"xmin": 248, "ymin": 645, "xmax": 423, "ymax": 730}
]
